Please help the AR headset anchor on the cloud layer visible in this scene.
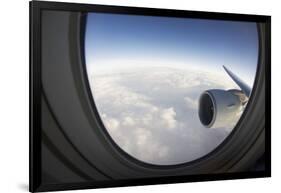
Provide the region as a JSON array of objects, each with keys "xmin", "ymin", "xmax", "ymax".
[{"xmin": 88, "ymin": 66, "xmax": 241, "ymax": 165}]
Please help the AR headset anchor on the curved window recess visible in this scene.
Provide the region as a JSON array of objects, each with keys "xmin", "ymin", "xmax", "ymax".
[{"xmin": 84, "ymin": 12, "xmax": 259, "ymax": 165}]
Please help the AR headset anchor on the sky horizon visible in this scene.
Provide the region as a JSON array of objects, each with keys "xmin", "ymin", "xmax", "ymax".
[{"xmin": 85, "ymin": 12, "xmax": 259, "ymax": 86}]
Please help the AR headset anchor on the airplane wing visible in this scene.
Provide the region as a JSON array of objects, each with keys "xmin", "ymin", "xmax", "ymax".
[{"xmin": 223, "ymin": 65, "xmax": 251, "ymax": 97}]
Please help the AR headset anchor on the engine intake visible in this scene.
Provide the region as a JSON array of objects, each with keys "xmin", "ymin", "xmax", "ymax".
[{"xmin": 198, "ymin": 89, "xmax": 243, "ymax": 128}]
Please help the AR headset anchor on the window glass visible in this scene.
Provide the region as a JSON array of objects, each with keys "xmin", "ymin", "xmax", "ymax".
[{"xmin": 85, "ymin": 13, "xmax": 258, "ymax": 165}]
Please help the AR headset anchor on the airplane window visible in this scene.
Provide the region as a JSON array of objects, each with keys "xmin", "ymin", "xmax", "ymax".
[{"xmin": 84, "ymin": 13, "xmax": 258, "ymax": 165}]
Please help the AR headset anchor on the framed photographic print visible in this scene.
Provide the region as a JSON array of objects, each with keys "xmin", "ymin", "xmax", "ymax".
[{"xmin": 30, "ymin": 1, "xmax": 271, "ymax": 192}]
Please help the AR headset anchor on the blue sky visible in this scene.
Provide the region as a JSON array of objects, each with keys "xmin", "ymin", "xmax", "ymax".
[{"xmin": 85, "ymin": 12, "xmax": 258, "ymax": 85}]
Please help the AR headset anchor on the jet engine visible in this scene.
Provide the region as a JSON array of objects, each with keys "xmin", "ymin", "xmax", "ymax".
[{"xmin": 198, "ymin": 89, "xmax": 246, "ymax": 128}]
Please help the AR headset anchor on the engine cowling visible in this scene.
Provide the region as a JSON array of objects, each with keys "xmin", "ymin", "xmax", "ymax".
[{"xmin": 198, "ymin": 89, "xmax": 243, "ymax": 128}]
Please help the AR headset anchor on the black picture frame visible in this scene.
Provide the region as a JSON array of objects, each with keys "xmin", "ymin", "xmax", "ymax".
[{"xmin": 30, "ymin": 1, "xmax": 271, "ymax": 192}]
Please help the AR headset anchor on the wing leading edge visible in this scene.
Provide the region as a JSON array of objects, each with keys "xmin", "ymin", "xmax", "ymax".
[{"xmin": 223, "ymin": 65, "xmax": 251, "ymax": 97}]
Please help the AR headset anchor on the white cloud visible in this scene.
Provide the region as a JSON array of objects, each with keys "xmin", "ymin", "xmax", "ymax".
[
  {"xmin": 104, "ymin": 117, "xmax": 120, "ymax": 132},
  {"xmin": 122, "ymin": 116, "xmax": 135, "ymax": 126},
  {"xmin": 160, "ymin": 108, "xmax": 177, "ymax": 130},
  {"xmin": 135, "ymin": 128, "xmax": 152, "ymax": 146},
  {"xmin": 88, "ymin": 66, "xmax": 241, "ymax": 165},
  {"xmin": 184, "ymin": 96, "xmax": 198, "ymax": 110}
]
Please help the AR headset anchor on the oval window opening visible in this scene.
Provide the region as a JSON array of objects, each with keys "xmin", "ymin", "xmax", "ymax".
[{"xmin": 84, "ymin": 13, "xmax": 259, "ymax": 165}]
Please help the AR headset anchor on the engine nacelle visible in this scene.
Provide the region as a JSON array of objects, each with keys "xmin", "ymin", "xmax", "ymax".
[{"xmin": 198, "ymin": 89, "xmax": 243, "ymax": 128}]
